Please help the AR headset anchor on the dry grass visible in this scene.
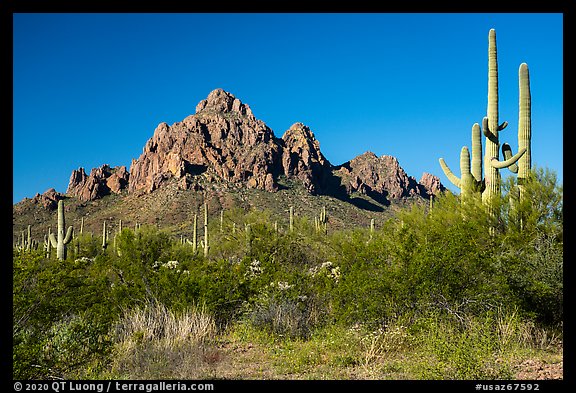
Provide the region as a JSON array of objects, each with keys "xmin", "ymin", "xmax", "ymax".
[
  {"xmin": 115, "ymin": 301, "xmax": 216, "ymax": 348},
  {"xmin": 359, "ymin": 324, "xmax": 415, "ymax": 369},
  {"xmin": 496, "ymin": 307, "xmax": 562, "ymax": 351},
  {"xmin": 108, "ymin": 301, "xmax": 220, "ymax": 379}
]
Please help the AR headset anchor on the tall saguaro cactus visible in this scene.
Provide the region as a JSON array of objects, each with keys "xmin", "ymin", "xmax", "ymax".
[
  {"xmin": 482, "ymin": 29, "xmax": 526, "ymax": 206},
  {"xmin": 49, "ymin": 200, "xmax": 73, "ymax": 260},
  {"xmin": 483, "ymin": 29, "xmax": 504, "ymax": 204},
  {"xmin": 504, "ymin": 62, "xmax": 533, "ymax": 230},
  {"xmin": 315, "ymin": 206, "xmax": 327, "ymax": 234},
  {"xmin": 517, "ymin": 62, "xmax": 532, "ymax": 199}
]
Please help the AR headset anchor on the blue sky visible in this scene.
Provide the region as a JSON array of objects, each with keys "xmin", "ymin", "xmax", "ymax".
[{"xmin": 13, "ymin": 13, "xmax": 563, "ymax": 204}]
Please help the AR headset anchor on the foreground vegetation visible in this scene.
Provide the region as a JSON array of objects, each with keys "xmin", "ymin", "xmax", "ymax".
[{"xmin": 13, "ymin": 168, "xmax": 562, "ymax": 380}]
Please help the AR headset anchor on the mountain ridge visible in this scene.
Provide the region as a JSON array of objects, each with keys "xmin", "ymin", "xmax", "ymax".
[
  {"xmin": 13, "ymin": 88, "xmax": 446, "ymax": 240},
  {"xmin": 64, "ymin": 88, "xmax": 444, "ymax": 203}
]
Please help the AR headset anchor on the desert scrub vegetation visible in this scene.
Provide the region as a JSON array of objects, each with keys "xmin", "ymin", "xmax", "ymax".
[{"xmin": 13, "ymin": 167, "xmax": 562, "ymax": 379}]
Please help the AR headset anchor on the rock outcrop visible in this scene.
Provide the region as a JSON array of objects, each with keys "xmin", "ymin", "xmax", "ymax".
[
  {"xmin": 418, "ymin": 172, "xmax": 446, "ymax": 196},
  {"xmin": 334, "ymin": 151, "xmax": 436, "ymax": 203},
  {"xmin": 67, "ymin": 165, "xmax": 129, "ymax": 202},
  {"xmin": 31, "ymin": 188, "xmax": 65, "ymax": 210},
  {"xmin": 281, "ymin": 122, "xmax": 331, "ymax": 194}
]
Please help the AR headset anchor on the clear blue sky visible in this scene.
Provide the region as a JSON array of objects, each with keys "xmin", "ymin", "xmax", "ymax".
[{"xmin": 13, "ymin": 13, "xmax": 563, "ymax": 204}]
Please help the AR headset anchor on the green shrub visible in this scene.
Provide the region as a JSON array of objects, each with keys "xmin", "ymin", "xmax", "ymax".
[
  {"xmin": 499, "ymin": 168, "xmax": 563, "ymax": 325},
  {"xmin": 13, "ymin": 253, "xmax": 113, "ymax": 379},
  {"xmin": 412, "ymin": 311, "xmax": 514, "ymax": 379}
]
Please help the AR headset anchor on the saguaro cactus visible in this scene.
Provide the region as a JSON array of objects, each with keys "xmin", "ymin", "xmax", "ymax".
[
  {"xmin": 185, "ymin": 213, "xmax": 198, "ymax": 253},
  {"xmin": 43, "ymin": 235, "xmax": 50, "ymax": 258},
  {"xmin": 289, "ymin": 206, "xmax": 294, "ymax": 233},
  {"xmin": 483, "ymin": 29, "xmax": 504, "ymax": 204},
  {"xmin": 482, "ymin": 29, "xmax": 526, "ymax": 205},
  {"xmin": 439, "ymin": 29, "xmax": 528, "ymax": 216},
  {"xmin": 504, "ymin": 63, "xmax": 533, "ymax": 230},
  {"xmin": 517, "ymin": 62, "xmax": 532, "ymax": 199},
  {"xmin": 203, "ymin": 202, "xmax": 209, "ymax": 258},
  {"xmin": 49, "ymin": 200, "xmax": 73, "ymax": 260},
  {"xmin": 440, "ymin": 123, "xmax": 485, "ymax": 201},
  {"xmin": 25, "ymin": 225, "xmax": 32, "ymax": 252},
  {"xmin": 319, "ymin": 206, "xmax": 327, "ymax": 234},
  {"xmin": 102, "ymin": 221, "xmax": 108, "ymax": 250},
  {"xmin": 471, "ymin": 122, "xmax": 483, "ymax": 186},
  {"xmin": 44, "ymin": 227, "xmax": 52, "ymax": 258}
]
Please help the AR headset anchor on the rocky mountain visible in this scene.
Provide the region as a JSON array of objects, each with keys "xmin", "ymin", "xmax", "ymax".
[
  {"xmin": 14, "ymin": 88, "xmax": 445, "ymax": 240},
  {"xmin": 65, "ymin": 88, "xmax": 443, "ymax": 204}
]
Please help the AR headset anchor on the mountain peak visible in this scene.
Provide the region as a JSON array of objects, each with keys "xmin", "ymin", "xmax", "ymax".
[
  {"xmin": 356, "ymin": 151, "xmax": 378, "ymax": 160},
  {"xmin": 283, "ymin": 122, "xmax": 319, "ymax": 143},
  {"xmin": 195, "ymin": 88, "xmax": 254, "ymax": 118},
  {"xmin": 128, "ymin": 89, "xmax": 279, "ymax": 194}
]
